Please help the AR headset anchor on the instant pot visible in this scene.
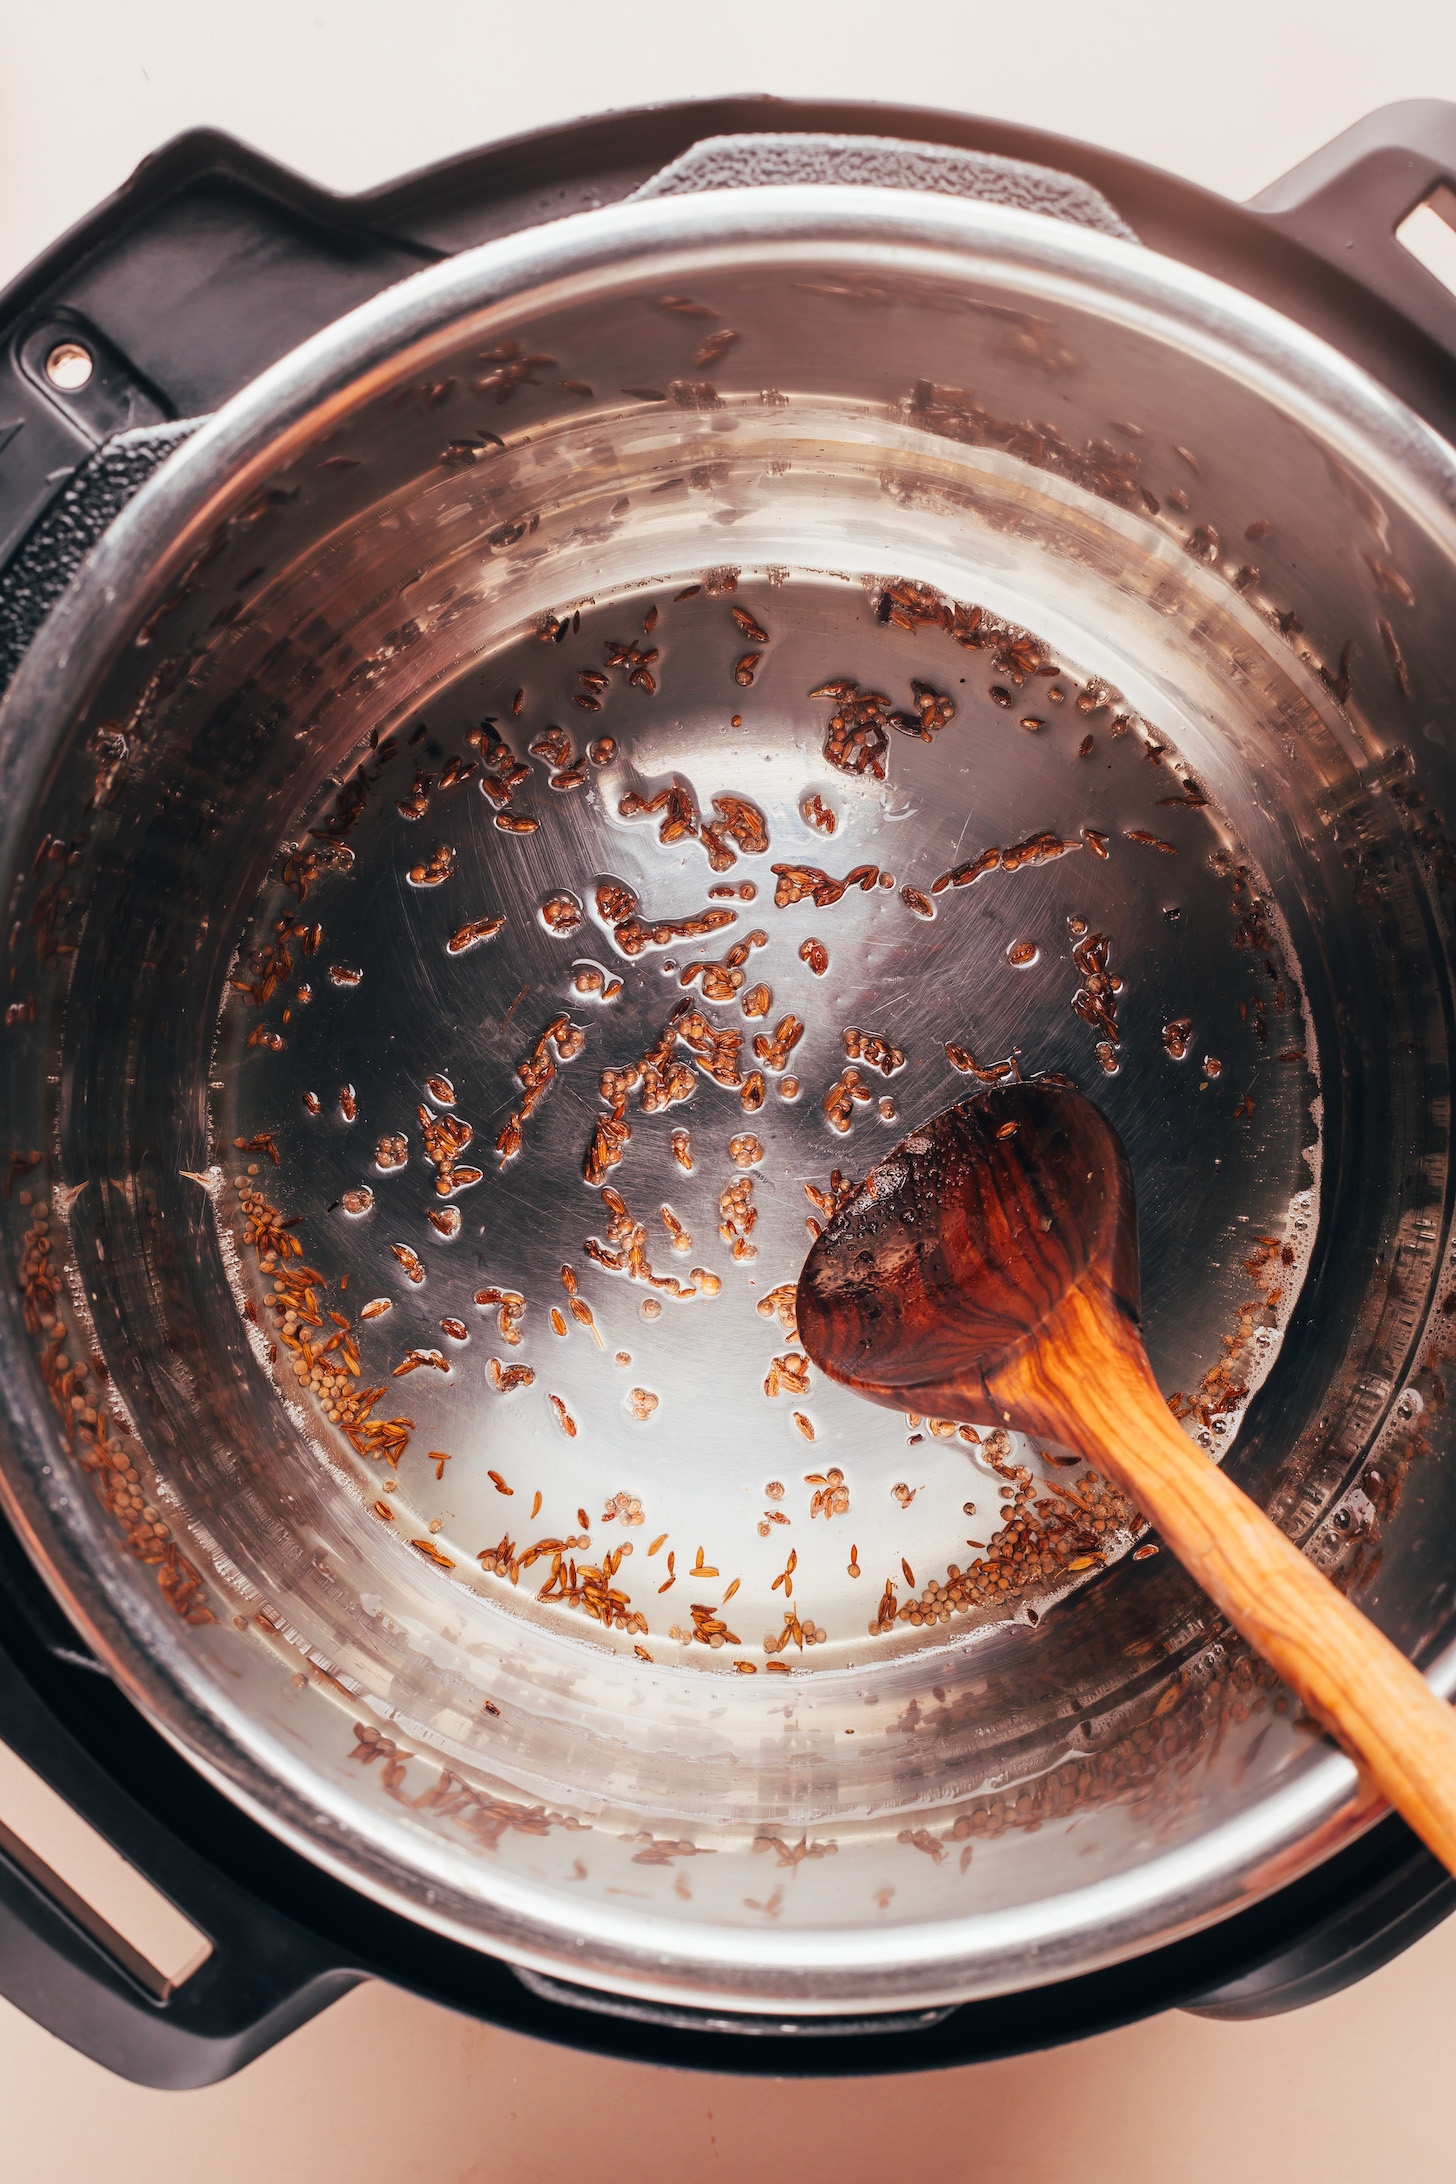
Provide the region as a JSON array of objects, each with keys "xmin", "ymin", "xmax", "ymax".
[{"xmin": 3, "ymin": 94, "xmax": 1456, "ymax": 2088}]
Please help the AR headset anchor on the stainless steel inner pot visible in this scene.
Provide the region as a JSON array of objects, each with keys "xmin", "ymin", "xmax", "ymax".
[{"xmin": 3, "ymin": 184, "xmax": 1455, "ymax": 2019}]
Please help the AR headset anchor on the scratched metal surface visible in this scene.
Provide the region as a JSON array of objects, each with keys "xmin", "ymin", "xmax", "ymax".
[
  {"xmin": 218, "ymin": 563, "xmax": 1317, "ymax": 1668},
  {"xmin": 2, "ymin": 191, "xmax": 1454, "ymax": 2008}
]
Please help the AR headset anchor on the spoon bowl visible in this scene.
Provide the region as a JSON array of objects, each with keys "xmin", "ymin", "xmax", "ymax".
[{"xmin": 797, "ymin": 1081, "xmax": 1139, "ymax": 1433}]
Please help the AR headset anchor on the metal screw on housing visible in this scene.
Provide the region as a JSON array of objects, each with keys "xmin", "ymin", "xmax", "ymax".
[{"xmin": 44, "ymin": 341, "xmax": 93, "ymax": 391}]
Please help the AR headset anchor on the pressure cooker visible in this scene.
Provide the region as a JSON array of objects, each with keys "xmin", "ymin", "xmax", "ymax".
[{"xmin": 2, "ymin": 94, "xmax": 1456, "ymax": 2087}]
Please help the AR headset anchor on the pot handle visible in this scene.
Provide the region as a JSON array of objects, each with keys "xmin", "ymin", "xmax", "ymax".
[
  {"xmin": 1249, "ymin": 98, "xmax": 1456, "ymax": 363},
  {"xmin": 2, "ymin": 1592, "xmax": 1452, "ymax": 2081},
  {"xmin": 1181, "ymin": 1828, "xmax": 1456, "ymax": 2020},
  {"xmin": 630, "ymin": 129, "xmax": 1140, "ymax": 244},
  {"xmin": 0, "ymin": 1656, "xmax": 360, "ymax": 2089}
]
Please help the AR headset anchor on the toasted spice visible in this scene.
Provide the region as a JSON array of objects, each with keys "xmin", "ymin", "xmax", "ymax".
[
  {"xmin": 771, "ymin": 860, "xmax": 878, "ymax": 909},
  {"xmin": 764, "ymin": 1353, "xmax": 811, "ymax": 1399},
  {"xmin": 473, "ymin": 1286, "xmax": 526, "ymax": 1347},
  {"xmin": 823, "ymin": 1067, "xmax": 874, "ymax": 1134},
  {"xmin": 930, "ymin": 827, "xmax": 1080, "ymax": 895},
  {"xmin": 842, "ymin": 1026, "xmax": 904, "ymax": 1076},
  {"xmin": 757, "ymin": 1284, "xmax": 800, "ymax": 1339},
  {"xmin": 753, "ymin": 1014, "xmax": 803, "ymax": 1073},
  {"xmin": 717, "ymin": 1174, "xmax": 757, "ymax": 1260},
  {"xmin": 1127, "ymin": 829, "xmax": 1178, "ymax": 855},
  {"xmin": 805, "ymin": 1467, "xmax": 849, "ymax": 1519},
  {"xmin": 446, "ymin": 914, "xmax": 505, "ymax": 955}
]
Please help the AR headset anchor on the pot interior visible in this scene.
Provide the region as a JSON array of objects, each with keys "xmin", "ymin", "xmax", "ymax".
[{"xmin": 4, "ymin": 198, "xmax": 1455, "ymax": 2009}]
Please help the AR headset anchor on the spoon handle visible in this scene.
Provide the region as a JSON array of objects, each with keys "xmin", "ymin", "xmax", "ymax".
[{"xmin": 1016, "ymin": 1289, "xmax": 1456, "ymax": 1877}]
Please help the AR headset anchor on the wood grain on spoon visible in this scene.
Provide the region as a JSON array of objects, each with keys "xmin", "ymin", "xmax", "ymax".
[{"xmin": 796, "ymin": 1080, "xmax": 1456, "ymax": 1878}]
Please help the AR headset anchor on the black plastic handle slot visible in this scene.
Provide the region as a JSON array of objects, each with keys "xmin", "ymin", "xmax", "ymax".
[{"xmin": 1250, "ymin": 98, "xmax": 1456, "ymax": 363}]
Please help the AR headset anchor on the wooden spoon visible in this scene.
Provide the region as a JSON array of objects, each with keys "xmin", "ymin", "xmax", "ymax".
[{"xmin": 796, "ymin": 1078, "xmax": 1456, "ymax": 1875}]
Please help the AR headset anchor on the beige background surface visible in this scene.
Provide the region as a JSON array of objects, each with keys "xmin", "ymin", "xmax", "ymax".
[
  {"xmin": 4, "ymin": 0, "xmax": 1456, "ymax": 292},
  {"xmin": 3, "ymin": 1919, "xmax": 1456, "ymax": 2182},
  {"xmin": 2, "ymin": 1, "xmax": 1456, "ymax": 2175}
]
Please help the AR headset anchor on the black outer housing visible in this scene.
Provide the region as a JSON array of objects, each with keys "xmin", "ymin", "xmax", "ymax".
[{"xmin": 1, "ymin": 93, "xmax": 1455, "ymax": 2087}]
